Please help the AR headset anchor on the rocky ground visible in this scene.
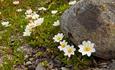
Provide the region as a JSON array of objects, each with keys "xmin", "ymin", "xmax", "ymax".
[{"xmin": 12, "ymin": 45, "xmax": 115, "ymax": 70}]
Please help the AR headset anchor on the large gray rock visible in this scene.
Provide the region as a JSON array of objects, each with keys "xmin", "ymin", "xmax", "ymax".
[{"xmin": 60, "ymin": 0, "xmax": 115, "ymax": 59}]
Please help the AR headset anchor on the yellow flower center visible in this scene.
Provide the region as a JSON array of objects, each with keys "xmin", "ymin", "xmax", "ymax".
[
  {"xmin": 57, "ymin": 37, "xmax": 61, "ymax": 40},
  {"xmin": 68, "ymin": 48, "xmax": 72, "ymax": 53},
  {"xmin": 61, "ymin": 44, "xmax": 65, "ymax": 48},
  {"xmin": 84, "ymin": 47, "xmax": 91, "ymax": 52}
]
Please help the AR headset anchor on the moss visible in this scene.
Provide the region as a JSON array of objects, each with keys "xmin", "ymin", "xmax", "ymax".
[{"xmin": 40, "ymin": 60, "xmax": 49, "ymax": 67}]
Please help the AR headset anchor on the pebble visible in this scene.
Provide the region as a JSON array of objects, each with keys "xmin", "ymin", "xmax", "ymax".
[
  {"xmin": 61, "ymin": 67, "xmax": 69, "ymax": 70},
  {"xmin": 36, "ymin": 64, "xmax": 46, "ymax": 70},
  {"xmin": 26, "ymin": 61, "xmax": 32, "ymax": 65}
]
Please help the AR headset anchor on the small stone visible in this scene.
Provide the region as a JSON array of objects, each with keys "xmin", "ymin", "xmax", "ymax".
[
  {"xmin": 26, "ymin": 61, "xmax": 32, "ymax": 65},
  {"xmin": 36, "ymin": 64, "xmax": 46, "ymax": 70},
  {"xmin": 61, "ymin": 67, "xmax": 69, "ymax": 70},
  {"xmin": 21, "ymin": 45, "xmax": 33, "ymax": 55},
  {"xmin": 24, "ymin": 55, "xmax": 29, "ymax": 59},
  {"xmin": 48, "ymin": 61, "xmax": 54, "ymax": 69},
  {"xmin": 29, "ymin": 58, "xmax": 34, "ymax": 61}
]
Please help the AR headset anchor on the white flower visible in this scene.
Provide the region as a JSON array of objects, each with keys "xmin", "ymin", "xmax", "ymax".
[
  {"xmin": 0, "ymin": 12, "xmax": 1, "ymax": 15},
  {"xmin": 78, "ymin": 41, "xmax": 96, "ymax": 57},
  {"xmin": 13, "ymin": 0, "xmax": 19, "ymax": 5},
  {"xmin": 64, "ymin": 45, "xmax": 76, "ymax": 58},
  {"xmin": 53, "ymin": 20, "xmax": 60, "ymax": 26},
  {"xmin": 25, "ymin": 14, "xmax": 32, "ymax": 19},
  {"xmin": 31, "ymin": 12, "xmax": 39, "ymax": 20},
  {"xmin": 25, "ymin": 9, "xmax": 33, "ymax": 15},
  {"xmin": 69, "ymin": 0, "xmax": 76, "ymax": 5},
  {"xmin": 24, "ymin": 18, "xmax": 44, "ymax": 32},
  {"xmin": 58, "ymin": 40, "xmax": 68, "ymax": 51},
  {"xmin": 34, "ymin": 18, "xmax": 44, "ymax": 26},
  {"xmin": 38, "ymin": 7, "xmax": 47, "ymax": 11},
  {"xmin": 1, "ymin": 21, "xmax": 10, "ymax": 27},
  {"xmin": 25, "ymin": 10, "xmax": 40, "ymax": 20},
  {"xmin": 26, "ymin": 22, "xmax": 36, "ymax": 30},
  {"xmin": 53, "ymin": 33, "xmax": 64, "ymax": 42},
  {"xmin": 51, "ymin": 10, "xmax": 58, "ymax": 15},
  {"xmin": 23, "ymin": 30, "xmax": 31, "ymax": 36},
  {"xmin": 16, "ymin": 8, "xmax": 23, "ymax": 12}
]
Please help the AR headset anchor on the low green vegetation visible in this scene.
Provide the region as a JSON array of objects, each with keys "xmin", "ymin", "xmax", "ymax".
[{"xmin": 0, "ymin": 0, "xmax": 94, "ymax": 70}]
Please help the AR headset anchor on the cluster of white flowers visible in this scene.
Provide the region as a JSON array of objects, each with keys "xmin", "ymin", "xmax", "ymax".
[
  {"xmin": 13, "ymin": 0, "xmax": 20, "ymax": 5},
  {"xmin": 51, "ymin": 10, "xmax": 58, "ymax": 15},
  {"xmin": 69, "ymin": 0, "xmax": 76, "ymax": 5},
  {"xmin": 53, "ymin": 20, "xmax": 60, "ymax": 26},
  {"xmin": 53, "ymin": 33, "xmax": 76, "ymax": 57},
  {"xmin": 53, "ymin": 33, "xmax": 96, "ymax": 57},
  {"xmin": 1, "ymin": 21, "xmax": 10, "ymax": 27},
  {"xmin": 16, "ymin": 8, "xmax": 23, "ymax": 12},
  {"xmin": 38, "ymin": 7, "xmax": 47, "ymax": 11},
  {"xmin": 23, "ymin": 9, "xmax": 44, "ymax": 36}
]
